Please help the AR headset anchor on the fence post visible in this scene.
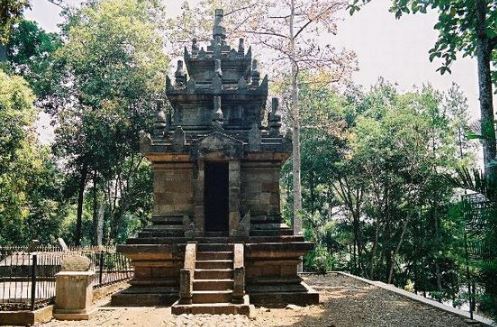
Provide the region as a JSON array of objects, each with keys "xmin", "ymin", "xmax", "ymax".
[
  {"xmin": 99, "ymin": 251, "xmax": 104, "ymax": 286},
  {"xmin": 30, "ymin": 254, "xmax": 37, "ymax": 311}
]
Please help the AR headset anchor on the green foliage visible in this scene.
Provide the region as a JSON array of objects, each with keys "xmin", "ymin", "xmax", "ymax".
[
  {"xmin": 49, "ymin": 0, "xmax": 168, "ymax": 244},
  {"xmin": 304, "ymin": 244, "xmax": 335, "ymax": 274},
  {"xmin": 281, "ymin": 74, "xmax": 490, "ymax": 313},
  {"xmin": 6, "ymin": 19, "xmax": 63, "ymax": 98},
  {"xmin": 0, "ymin": 69, "xmax": 67, "ymax": 245},
  {"xmin": 0, "ymin": 0, "xmax": 30, "ymax": 44}
]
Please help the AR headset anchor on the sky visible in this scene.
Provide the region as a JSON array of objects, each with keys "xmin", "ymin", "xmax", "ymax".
[{"xmin": 26, "ymin": 0, "xmax": 489, "ymax": 142}]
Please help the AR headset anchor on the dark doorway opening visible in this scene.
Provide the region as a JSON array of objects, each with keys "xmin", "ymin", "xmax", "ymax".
[{"xmin": 204, "ymin": 162, "xmax": 229, "ymax": 232}]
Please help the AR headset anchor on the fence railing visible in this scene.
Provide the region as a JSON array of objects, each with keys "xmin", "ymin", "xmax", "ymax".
[{"xmin": 0, "ymin": 246, "xmax": 133, "ymax": 311}]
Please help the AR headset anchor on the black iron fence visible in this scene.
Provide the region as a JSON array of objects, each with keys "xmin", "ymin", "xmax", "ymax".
[{"xmin": 0, "ymin": 246, "xmax": 133, "ymax": 311}]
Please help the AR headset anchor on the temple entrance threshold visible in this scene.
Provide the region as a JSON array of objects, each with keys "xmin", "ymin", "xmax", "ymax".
[{"xmin": 204, "ymin": 162, "xmax": 229, "ymax": 233}]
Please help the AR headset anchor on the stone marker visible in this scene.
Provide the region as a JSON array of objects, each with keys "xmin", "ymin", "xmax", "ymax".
[
  {"xmin": 53, "ymin": 255, "xmax": 95, "ymax": 321},
  {"xmin": 57, "ymin": 238, "xmax": 69, "ymax": 251}
]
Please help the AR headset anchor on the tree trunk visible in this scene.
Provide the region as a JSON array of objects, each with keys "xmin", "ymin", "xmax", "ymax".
[
  {"xmin": 96, "ymin": 201, "xmax": 104, "ymax": 246},
  {"xmin": 352, "ymin": 212, "xmax": 360, "ymax": 273},
  {"xmin": 75, "ymin": 163, "xmax": 88, "ymax": 246},
  {"xmin": 0, "ymin": 44, "xmax": 6, "ymax": 61},
  {"xmin": 475, "ymin": 0, "xmax": 496, "ymax": 181},
  {"xmin": 433, "ymin": 207, "xmax": 443, "ymax": 296},
  {"xmin": 289, "ymin": 0, "xmax": 302, "ymax": 236},
  {"xmin": 388, "ymin": 218, "xmax": 408, "ymax": 284},
  {"xmin": 91, "ymin": 172, "xmax": 105, "ymax": 246},
  {"xmin": 92, "ymin": 173, "xmax": 98, "ymax": 245},
  {"xmin": 370, "ymin": 219, "xmax": 380, "ymax": 279}
]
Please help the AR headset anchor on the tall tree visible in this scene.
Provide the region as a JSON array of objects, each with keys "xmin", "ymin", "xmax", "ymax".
[
  {"xmin": 350, "ymin": 0, "xmax": 497, "ymax": 181},
  {"xmin": 0, "ymin": 69, "xmax": 66, "ymax": 245},
  {"xmin": 53, "ymin": 0, "xmax": 168, "ymax": 245}
]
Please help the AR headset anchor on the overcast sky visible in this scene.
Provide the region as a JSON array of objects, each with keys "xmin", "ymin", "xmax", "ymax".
[{"xmin": 26, "ymin": 0, "xmax": 490, "ymax": 143}]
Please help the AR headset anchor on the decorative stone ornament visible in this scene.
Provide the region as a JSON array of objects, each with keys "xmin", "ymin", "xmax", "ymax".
[
  {"xmin": 251, "ymin": 59, "xmax": 260, "ymax": 86},
  {"xmin": 54, "ymin": 255, "xmax": 95, "ymax": 321},
  {"xmin": 175, "ymin": 60, "xmax": 187, "ymax": 86},
  {"xmin": 269, "ymin": 97, "xmax": 282, "ymax": 137},
  {"xmin": 154, "ymin": 99, "xmax": 167, "ymax": 137}
]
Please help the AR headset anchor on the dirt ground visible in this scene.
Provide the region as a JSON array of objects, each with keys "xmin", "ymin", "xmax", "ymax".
[{"xmin": 41, "ymin": 273, "xmax": 478, "ymax": 327}]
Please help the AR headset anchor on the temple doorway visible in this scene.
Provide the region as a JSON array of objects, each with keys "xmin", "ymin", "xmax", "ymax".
[{"xmin": 204, "ymin": 161, "xmax": 229, "ymax": 232}]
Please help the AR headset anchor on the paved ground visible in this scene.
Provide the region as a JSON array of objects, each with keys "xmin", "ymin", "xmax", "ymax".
[{"xmin": 41, "ymin": 273, "xmax": 483, "ymax": 327}]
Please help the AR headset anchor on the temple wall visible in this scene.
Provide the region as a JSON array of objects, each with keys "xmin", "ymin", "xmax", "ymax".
[
  {"xmin": 240, "ymin": 162, "xmax": 281, "ymax": 219},
  {"xmin": 153, "ymin": 163, "xmax": 194, "ymax": 216}
]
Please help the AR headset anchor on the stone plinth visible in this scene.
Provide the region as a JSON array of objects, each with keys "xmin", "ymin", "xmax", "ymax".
[{"xmin": 53, "ymin": 271, "xmax": 95, "ymax": 320}]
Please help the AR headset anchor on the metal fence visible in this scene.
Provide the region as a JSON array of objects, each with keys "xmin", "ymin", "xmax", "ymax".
[{"xmin": 0, "ymin": 246, "xmax": 133, "ymax": 311}]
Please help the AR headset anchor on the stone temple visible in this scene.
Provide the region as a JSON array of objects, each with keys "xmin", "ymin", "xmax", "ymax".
[{"xmin": 112, "ymin": 9, "xmax": 319, "ymax": 314}]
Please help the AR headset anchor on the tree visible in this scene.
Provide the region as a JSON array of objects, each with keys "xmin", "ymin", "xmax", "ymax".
[
  {"xmin": 53, "ymin": 0, "xmax": 168, "ymax": 245},
  {"xmin": 0, "ymin": 69, "xmax": 67, "ymax": 245},
  {"xmin": 168, "ymin": 0, "xmax": 356, "ymax": 235},
  {"xmin": 5, "ymin": 19, "xmax": 62, "ymax": 98},
  {"xmin": 0, "ymin": 0, "xmax": 30, "ymax": 44},
  {"xmin": 350, "ymin": 0, "xmax": 497, "ymax": 181}
]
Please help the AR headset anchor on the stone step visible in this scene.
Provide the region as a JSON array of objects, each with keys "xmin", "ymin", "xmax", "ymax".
[
  {"xmin": 250, "ymin": 229, "xmax": 293, "ymax": 236},
  {"xmin": 129, "ymin": 279, "xmax": 178, "ymax": 287},
  {"xmin": 194, "ymin": 237, "xmax": 230, "ymax": 243},
  {"xmin": 118, "ymin": 286, "xmax": 178, "ymax": 294},
  {"xmin": 143, "ymin": 224, "xmax": 184, "ymax": 230},
  {"xmin": 204, "ymin": 231, "xmax": 228, "ymax": 237},
  {"xmin": 138, "ymin": 230, "xmax": 184, "ymax": 238},
  {"xmin": 171, "ymin": 301, "xmax": 252, "ymax": 315},
  {"xmin": 151, "ymin": 216, "xmax": 183, "ymax": 224},
  {"xmin": 195, "ymin": 269, "xmax": 233, "ymax": 279},
  {"xmin": 193, "ymin": 279, "xmax": 233, "ymax": 291},
  {"xmin": 192, "ymin": 290, "xmax": 232, "ymax": 303},
  {"xmin": 196, "ymin": 251, "xmax": 233, "ymax": 260},
  {"xmin": 125, "ymin": 235, "xmax": 305, "ymax": 244},
  {"xmin": 196, "ymin": 260, "xmax": 233, "ymax": 269},
  {"xmin": 197, "ymin": 243, "xmax": 233, "ymax": 252},
  {"xmin": 252, "ymin": 223, "xmax": 289, "ymax": 230}
]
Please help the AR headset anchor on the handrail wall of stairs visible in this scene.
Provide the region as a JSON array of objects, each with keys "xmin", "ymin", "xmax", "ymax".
[
  {"xmin": 179, "ymin": 241, "xmax": 197, "ymax": 304},
  {"xmin": 232, "ymin": 243, "xmax": 245, "ymax": 304}
]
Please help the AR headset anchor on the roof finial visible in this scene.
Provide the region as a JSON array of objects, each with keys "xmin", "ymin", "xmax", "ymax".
[
  {"xmin": 213, "ymin": 9, "xmax": 226, "ymax": 39},
  {"xmin": 175, "ymin": 60, "xmax": 186, "ymax": 86}
]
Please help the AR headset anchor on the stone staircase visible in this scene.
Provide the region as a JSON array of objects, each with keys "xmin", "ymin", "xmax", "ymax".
[{"xmin": 171, "ymin": 242, "xmax": 252, "ymax": 315}]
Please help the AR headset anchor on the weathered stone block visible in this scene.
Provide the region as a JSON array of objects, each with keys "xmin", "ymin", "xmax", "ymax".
[{"xmin": 54, "ymin": 271, "xmax": 94, "ymax": 321}]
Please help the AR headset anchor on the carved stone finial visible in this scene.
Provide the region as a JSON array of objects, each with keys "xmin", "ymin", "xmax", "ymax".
[
  {"xmin": 238, "ymin": 38, "xmax": 245, "ymax": 54},
  {"xmin": 269, "ymin": 97, "xmax": 282, "ymax": 137},
  {"xmin": 212, "ymin": 95, "xmax": 224, "ymax": 129},
  {"xmin": 271, "ymin": 97, "xmax": 279, "ymax": 116},
  {"xmin": 192, "ymin": 38, "xmax": 199, "ymax": 54},
  {"xmin": 251, "ymin": 59, "xmax": 260, "ymax": 86},
  {"xmin": 213, "ymin": 9, "xmax": 226, "ymax": 39},
  {"xmin": 175, "ymin": 60, "xmax": 187, "ymax": 86},
  {"xmin": 154, "ymin": 99, "xmax": 166, "ymax": 136},
  {"xmin": 173, "ymin": 126, "xmax": 186, "ymax": 147},
  {"xmin": 139, "ymin": 130, "xmax": 152, "ymax": 153}
]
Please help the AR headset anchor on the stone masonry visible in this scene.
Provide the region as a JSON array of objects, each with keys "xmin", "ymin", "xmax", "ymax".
[{"xmin": 111, "ymin": 9, "xmax": 319, "ymax": 314}]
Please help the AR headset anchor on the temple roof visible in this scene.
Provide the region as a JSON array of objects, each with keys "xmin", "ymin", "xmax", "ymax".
[{"xmin": 142, "ymin": 9, "xmax": 289, "ymax": 159}]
